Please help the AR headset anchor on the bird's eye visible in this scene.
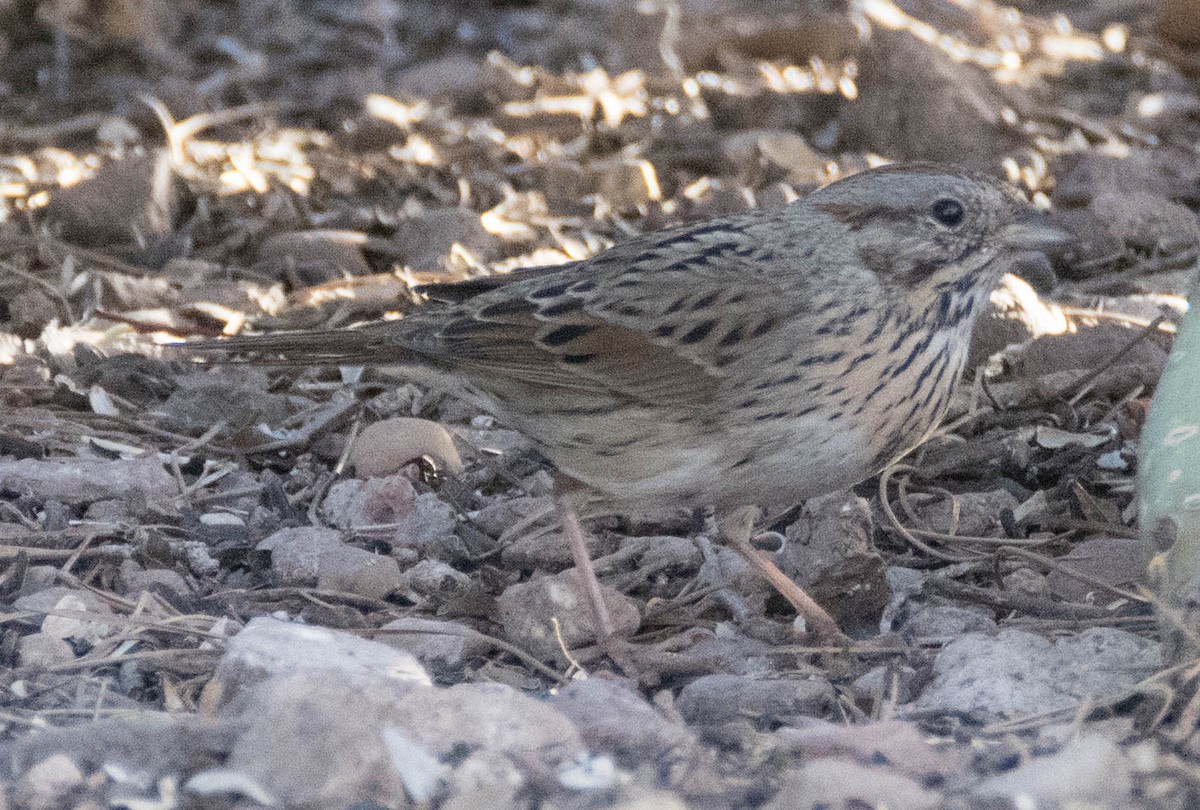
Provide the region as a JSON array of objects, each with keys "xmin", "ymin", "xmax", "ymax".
[{"xmin": 930, "ymin": 198, "xmax": 965, "ymax": 228}]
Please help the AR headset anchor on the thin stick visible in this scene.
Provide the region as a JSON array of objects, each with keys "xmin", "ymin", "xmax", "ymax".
[
  {"xmin": 555, "ymin": 486, "xmax": 616, "ymax": 640},
  {"xmin": 721, "ymin": 506, "xmax": 846, "ymax": 642}
]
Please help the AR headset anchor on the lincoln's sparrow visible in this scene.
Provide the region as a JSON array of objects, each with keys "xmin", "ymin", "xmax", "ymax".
[{"xmin": 188, "ymin": 163, "xmax": 1072, "ymax": 642}]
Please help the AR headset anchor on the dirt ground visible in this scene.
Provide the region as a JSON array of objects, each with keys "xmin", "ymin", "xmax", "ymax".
[{"xmin": 1, "ymin": 0, "xmax": 1199, "ymax": 807}]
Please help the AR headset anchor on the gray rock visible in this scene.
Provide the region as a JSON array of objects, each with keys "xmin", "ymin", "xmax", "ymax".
[
  {"xmin": 390, "ymin": 207, "xmax": 501, "ymax": 272},
  {"xmin": 44, "ymin": 151, "xmax": 172, "ymax": 243},
  {"xmin": 10, "ymin": 714, "xmax": 236, "ymax": 778},
  {"xmin": 501, "ymin": 523, "xmax": 604, "ymax": 570},
  {"xmin": 603, "ymin": 788, "xmax": 691, "ymax": 810},
  {"xmin": 587, "ymin": 157, "xmax": 662, "ymax": 212},
  {"xmin": 974, "ymin": 734, "xmax": 1133, "ymax": 807},
  {"xmin": 253, "ymin": 230, "xmax": 372, "ymax": 283},
  {"xmin": 775, "ymin": 719, "xmax": 958, "ymax": 784},
  {"xmin": 394, "ymin": 681, "xmax": 582, "ymax": 766},
  {"xmin": 632, "ymin": 535, "xmax": 702, "ymax": 572},
  {"xmin": 910, "ymin": 489, "xmax": 1019, "ymax": 538},
  {"xmin": 853, "ymin": 664, "xmax": 920, "ymax": 704},
  {"xmin": 16, "ymin": 633, "xmax": 76, "ymax": 668},
  {"xmin": 399, "ymin": 558, "xmax": 472, "ymax": 598},
  {"xmin": 257, "ymin": 526, "xmax": 402, "ymax": 600},
  {"xmin": 1001, "ymin": 566, "xmax": 1050, "ymax": 597},
  {"xmin": 766, "ymin": 758, "xmax": 940, "ymax": 810},
  {"xmin": 178, "ymin": 539, "xmax": 221, "ymax": 577},
  {"xmin": 780, "ymin": 492, "xmax": 889, "ymax": 636},
  {"xmin": 497, "ymin": 569, "xmax": 639, "ymax": 660},
  {"xmin": 13, "ymin": 753, "xmax": 85, "ymax": 810},
  {"xmin": 217, "ymin": 671, "xmax": 581, "ymax": 808},
  {"xmin": 82, "ymin": 499, "xmax": 132, "ymax": 523},
  {"xmin": 441, "ymin": 750, "xmax": 524, "ymax": 810},
  {"xmin": 0, "ymin": 456, "xmax": 173, "ymax": 507},
  {"xmin": 14, "ymin": 586, "xmax": 113, "ymax": 642},
  {"xmin": 407, "ymin": 492, "xmax": 460, "ymax": 548},
  {"xmin": 215, "ymin": 616, "xmax": 430, "ymax": 698},
  {"xmin": 556, "ymin": 753, "xmax": 621, "ymax": 791},
  {"xmin": 676, "ymin": 674, "xmax": 834, "ymax": 726},
  {"xmin": 320, "ymin": 475, "xmax": 417, "ymax": 532},
  {"xmin": 676, "ymin": 632, "xmax": 780, "ymax": 677},
  {"xmin": 384, "ymin": 729, "xmax": 446, "ymax": 803},
  {"xmin": 224, "ymin": 670, "xmax": 422, "ymax": 808},
  {"xmin": 473, "ymin": 496, "xmax": 554, "ymax": 539},
  {"xmin": 552, "ymin": 678, "xmax": 695, "ymax": 763},
  {"xmin": 377, "ymin": 617, "xmax": 484, "ymax": 672},
  {"xmin": 839, "ymin": 28, "xmax": 1023, "ymax": 169},
  {"xmin": 395, "ymin": 54, "xmax": 484, "ymax": 105},
  {"xmin": 119, "ymin": 561, "xmax": 191, "ymax": 598},
  {"xmin": 14, "ymin": 585, "xmax": 107, "ymax": 616},
  {"xmin": 911, "ymin": 628, "xmax": 1161, "ymax": 722},
  {"xmin": 17, "ymin": 565, "xmax": 59, "ymax": 596},
  {"xmin": 1048, "ymin": 536, "xmax": 1147, "ymax": 603},
  {"xmin": 156, "ymin": 370, "xmax": 298, "ymax": 436},
  {"xmin": 900, "ymin": 605, "xmax": 997, "ymax": 643},
  {"xmin": 313, "ymin": 543, "xmax": 404, "ymax": 599}
]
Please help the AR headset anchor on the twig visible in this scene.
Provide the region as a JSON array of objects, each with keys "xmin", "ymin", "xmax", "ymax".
[{"xmin": 1047, "ymin": 314, "xmax": 1166, "ymax": 404}]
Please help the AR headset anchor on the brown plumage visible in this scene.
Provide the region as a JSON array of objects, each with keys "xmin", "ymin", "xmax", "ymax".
[{"xmin": 186, "ymin": 163, "xmax": 1072, "ymax": 642}]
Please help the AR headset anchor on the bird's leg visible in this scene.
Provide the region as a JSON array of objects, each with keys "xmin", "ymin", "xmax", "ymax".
[
  {"xmin": 553, "ymin": 478, "xmax": 617, "ymax": 642},
  {"xmin": 693, "ymin": 512, "xmax": 754, "ymax": 622},
  {"xmin": 720, "ymin": 505, "xmax": 847, "ymax": 643}
]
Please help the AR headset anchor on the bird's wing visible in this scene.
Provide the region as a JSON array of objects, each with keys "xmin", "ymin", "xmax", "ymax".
[
  {"xmin": 407, "ymin": 213, "xmax": 811, "ymax": 408},
  {"xmin": 416, "ymin": 262, "xmax": 586, "ymax": 303}
]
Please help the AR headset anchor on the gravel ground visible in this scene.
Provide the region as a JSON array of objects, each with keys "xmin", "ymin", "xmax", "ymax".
[{"xmin": 1, "ymin": 0, "xmax": 1198, "ymax": 807}]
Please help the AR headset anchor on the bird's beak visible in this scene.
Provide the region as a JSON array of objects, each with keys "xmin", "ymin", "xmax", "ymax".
[{"xmin": 999, "ymin": 214, "xmax": 1076, "ymax": 252}]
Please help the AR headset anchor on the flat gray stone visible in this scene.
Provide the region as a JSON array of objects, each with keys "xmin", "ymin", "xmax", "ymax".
[
  {"xmin": 497, "ymin": 569, "xmax": 639, "ymax": 660},
  {"xmin": 257, "ymin": 527, "xmax": 402, "ymax": 600},
  {"xmin": 219, "ymin": 673, "xmax": 580, "ymax": 807},
  {"xmin": 765, "ymin": 757, "xmax": 940, "ymax": 810},
  {"xmin": 911, "ymin": 628, "xmax": 1161, "ymax": 722},
  {"xmin": 394, "ymin": 682, "xmax": 582, "ymax": 765},
  {"xmin": 376, "ymin": 617, "xmax": 483, "ymax": 673},
  {"xmin": 0, "ymin": 456, "xmax": 173, "ymax": 506},
  {"xmin": 974, "ymin": 734, "xmax": 1132, "ymax": 806},
  {"xmin": 676, "ymin": 673, "xmax": 834, "ymax": 725},
  {"xmin": 551, "ymin": 678, "xmax": 695, "ymax": 763},
  {"xmin": 16, "ymin": 633, "xmax": 76, "ymax": 668},
  {"xmin": 14, "ymin": 586, "xmax": 113, "ymax": 642},
  {"xmin": 224, "ymin": 670, "xmax": 422, "ymax": 808},
  {"xmin": 14, "ymin": 754, "xmax": 85, "ymax": 810},
  {"xmin": 900, "ymin": 605, "xmax": 997, "ymax": 643},
  {"xmin": 216, "ymin": 616, "xmax": 430, "ymax": 698}
]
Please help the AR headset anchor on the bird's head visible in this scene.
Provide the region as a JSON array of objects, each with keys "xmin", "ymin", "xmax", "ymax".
[{"xmin": 801, "ymin": 163, "xmax": 1073, "ymax": 316}]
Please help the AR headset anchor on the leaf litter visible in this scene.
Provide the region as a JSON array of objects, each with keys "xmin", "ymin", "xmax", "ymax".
[{"xmin": 0, "ymin": 0, "xmax": 1197, "ymax": 807}]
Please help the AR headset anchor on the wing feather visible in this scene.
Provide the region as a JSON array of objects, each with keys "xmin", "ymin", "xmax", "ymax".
[
  {"xmin": 188, "ymin": 207, "xmax": 817, "ymax": 411},
  {"xmin": 410, "ymin": 211, "xmax": 812, "ymax": 408}
]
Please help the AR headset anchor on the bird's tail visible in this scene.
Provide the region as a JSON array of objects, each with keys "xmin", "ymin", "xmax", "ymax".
[{"xmin": 175, "ymin": 323, "xmax": 418, "ymax": 367}]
